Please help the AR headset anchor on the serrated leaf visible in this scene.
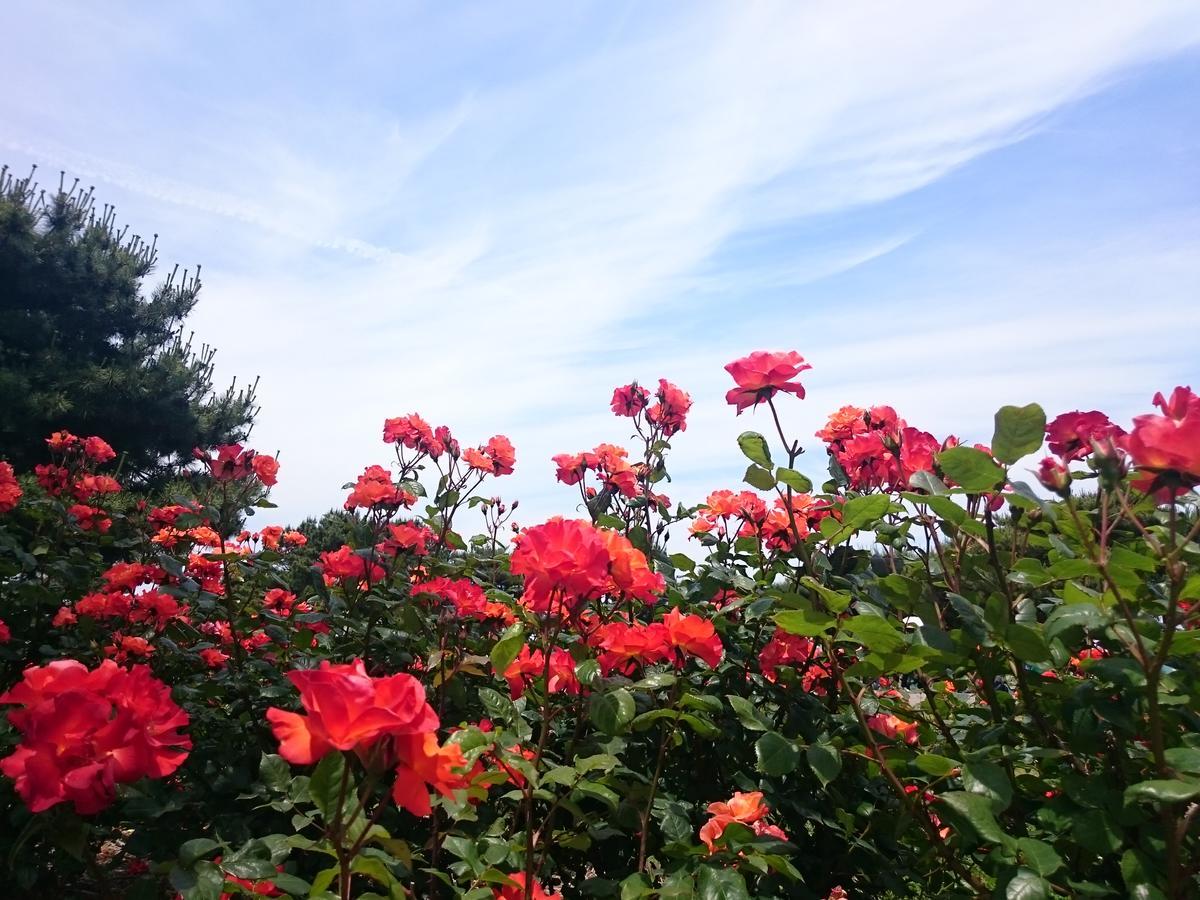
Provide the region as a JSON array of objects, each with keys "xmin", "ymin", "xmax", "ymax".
[
  {"xmin": 489, "ymin": 623, "xmax": 525, "ymax": 677},
  {"xmin": 590, "ymin": 688, "xmax": 636, "ymax": 735},
  {"xmin": 938, "ymin": 791, "xmax": 1008, "ymax": 844},
  {"xmin": 696, "ymin": 866, "xmax": 750, "ymax": 900},
  {"xmin": 805, "ymin": 743, "xmax": 841, "ymax": 785},
  {"xmin": 755, "ymin": 732, "xmax": 799, "ymax": 776}
]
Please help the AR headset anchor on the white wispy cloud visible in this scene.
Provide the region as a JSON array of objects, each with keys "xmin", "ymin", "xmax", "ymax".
[{"xmin": 1, "ymin": 1, "xmax": 1198, "ymax": 530}]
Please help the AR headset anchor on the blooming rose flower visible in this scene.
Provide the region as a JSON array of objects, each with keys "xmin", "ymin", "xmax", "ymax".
[
  {"xmin": 503, "ymin": 646, "xmax": 580, "ymax": 700},
  {"xmin": 646, "ymin": 379, "xmax": 692, "ymax": 436},
  {"xmin": 867, "ymin": 712, "xmax": 920, "ymax": 745},
  {"xmin": 1046, "ymin": 410, "xmax": 1124, "ymax": 462},
  {"xmin": 0, "ymin": 461, "xmax": 21, "ymax": 513},
  {"xmin": 724, "ymin": 350, "xmax": 811, "ymax": 414},
  {"xmin": 611, "ymin": 383, "xmax": 651, "ymax": 417},
  {"xmin": 82, "ymin": 436, "xmax": 117, "ymax": 463},
  {"xmin": 1120, "ymin": 386, "xmax": 1200, "ymax": 499},
  {"xmin": 0, "ymin": 660, "xmax": 191, "ymax": 814},
  {"xmin": 492, "ymin": 872, "xmax": 562, "ymax": 900},
  {"xmin": 510, "ymin": 518, "xmax": 612, "ymax": 611},
  {"xmin": 251, "ymin": 454, "xmax": 279, "ymax": 486},
  {"xmin": 661, "ymin": 607, "xmax": 723, "ymax": 668},
  {"xmin": 389, "ymin": 731, "xmax": 472, "ymax": 816},
  {"xmin": 265, "ymin": 659, "xmax": 438, "ymax": 764},
  {"xmin": 816, "ymin": 405, "xmax": 868, "ymax": 443}
]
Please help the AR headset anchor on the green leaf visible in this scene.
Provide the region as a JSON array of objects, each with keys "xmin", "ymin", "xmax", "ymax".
[
  {"xmin": 179, "ymin": 838, "xmax": 220, "ymax": 866},
  {"xmin": 489, "ymin": 623, "xmax": 525, "ymax": 677},
  {"xmin": 914, "ymin": 754, "xmax": 960, "ymax": 777},
  {"xmin": 1016, "ymin": 838, "xmax": 1063, "ymax": 876},
  {"xmin": 309, "ymin": 752, "xmax": 347, "ymax": 821},
  {"xmin": 1124, "ymin": 779, "xmax": 1200, "ymax": 805},
  {"xmin": 632, "ymin": 671, "xmax": 677, "ymax": 691},
  {"xmin": 843, "ymin": 616, "xmax": 906, "ymax": 654},
  {"xmin": 590, "ymin": 689, "xmax": 636, "ymax": 735},
  {"xmin": 743, "ymin": 464, "xmax": 776, "ymax": 491},
  {"xmin": 755, "ymin": 732, "xmax": 800, "ymax": 776},
  {"xmin": 259, "ymin": 753, "xmax": 291, "ymax": 792},
  {"xmin": 1044, "ymin": 603, "xmax": 1104, "ymax": 640},
  {"xmin": 774, "ymin": 607, "xmax": 835, "ymax": 637},
  {"xmin": 963, "ymin": 760, "xmax": 1014, "ymax": 812},
  {"xmin": 1004, "ymin": 623, "xmax": 1051, "ymax": 663},
  {"xmin": 938, "ymin": 791, "xmax": 1008, "ymax": 843},
  {"xmin": 937, "ymin": 446, "xmax": 1005, "ymax": 492},
  {"xmin": 805, "ymin": 743, "xmax": 842, "ymax": 785},
  {"xmin": 775, "ymin": 468, "xmax": 812, "ymax": 492},
  {"xmin": 696, "ymin": 866, "xmax": 750, "ymax": 900},
  {"xmin": 1165, "ymin": 747, "xmax": 1200, "ymax": 774},
  {"xmin": 1002, "ymin": 868, "xmax": 1051, "ymax": 900},
  {"xmin": 737, "ymin": 432, "xmax": 773, "ymax": 468},
  {"xmin": 800, "ymin": 575, "xmax": 852, "ymax": 613},
  {"xmin": 908, "ymin": 469, "xmax": 949, "ymax": 496},
  {"xmin": 726, "ymin": 694, "xmax": 770, "ymax": 732},
  {"xmin": 822, "ymin": 494, "xmax": 890, "ymax": 544},
  {"xmin": 620, "ymin": 873, "xmax": 654, "ymax": 899},
  {"xmin": 992, "ymin": 404, "xmax": 1046, "ymax": 464}
]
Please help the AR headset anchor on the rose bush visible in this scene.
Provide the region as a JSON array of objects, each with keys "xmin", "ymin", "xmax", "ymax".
[{"xmin": 0, "ymin": 357, "xmax": 1198, "ymax": 899}]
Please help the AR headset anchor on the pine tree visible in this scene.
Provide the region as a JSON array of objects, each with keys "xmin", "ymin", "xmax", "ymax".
[{"xmin": 0, "ymin": 165, "xmax": 258, "ymax": 484}]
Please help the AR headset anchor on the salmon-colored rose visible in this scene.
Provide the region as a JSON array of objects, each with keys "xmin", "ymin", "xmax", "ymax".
[{"xmin": 724, "ymin": 350, "xmax": 811, "ymax": 414}]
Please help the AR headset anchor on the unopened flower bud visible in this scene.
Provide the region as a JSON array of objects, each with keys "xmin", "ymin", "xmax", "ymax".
[{"xmin": 1036, "ymin": 457, "xmax": 1071, "ymax": 496}]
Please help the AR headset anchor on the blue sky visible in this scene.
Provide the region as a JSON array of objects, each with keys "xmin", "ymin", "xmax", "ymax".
[{"xmin": 3, "ymin": 2, "xmax": 1199, "ymax": 531}]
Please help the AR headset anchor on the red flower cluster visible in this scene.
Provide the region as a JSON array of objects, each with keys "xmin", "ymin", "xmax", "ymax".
[
  {"xmin": 45, "ymin": 431, "xmax": 116, "ymax": 463},
  {"xmin": 724, "ymin": 350, "xmax": 811, "ymax": 414},
  {"xmin": 195, "ymin": 444, "xmax": 279, "ymax": 486},
  {"xmin": 586, "ymin": 609, "xmax": 723, "ymax": 674},
  {"xmin": 699, "ymin": 791, "xmax": 788, "ymax": 853},
  {"xmin": 318, "ymin": 545, "xmax": 386, "ymax": 587},
  {"xmin": 553, "ymin": 443, "xmax": 639, "ymax": 498},
  {"xmin": 382, "ymin": 413, "xmax": 456, "ymax": 459},
  {"xmin": 1045, "ymin": 410, "xmax": 1125, "ymax": 462},
  {"xmin": 463, "ymin": 435, "xmax": 516, "ymax": 477},
  {"xmin": 493, "ymin": 872, "xmax": 562, "ymax": 900},
  {"xmin": 757, "ymin": 632, "xmax": 830, "ymax": 690},
  {"xmin": 379, "ymin": 522, "xmax": 437, "ymax": 557},
  {"xmin": 692, "ymin": 489, "xmax": 836, "ymax": 550},
  {"xmin": 412, "ymin": 577, "xmax": 515, "ymax": 623},
  {"xmin": 344, "ymin": 464, "xmax": 417, "ymax": 510},
  {"xmin": 817, "ymin": 405, "xmax": 966, "ymax": 493},
  {"xmin": 502, "ymin": 646, "xmax": 581, "ymax": 699},
  {"xmin": 608, "ymin": 379, "xmax": 692, "ymax": 436},
  {"xmin": 510, "ymin": 518, "xmax": 666, "ymax": 614},
  {"xmin": 266, "ymin": 660, "xmax": 469, "ymax": 816},
  {"xmin": 0, "ymin": 660, "xmax": 191, "ymax": 813}
]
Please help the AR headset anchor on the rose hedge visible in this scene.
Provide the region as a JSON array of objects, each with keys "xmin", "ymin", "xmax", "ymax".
[{"xmin": 0, "ymin": 356, "xmax": 1198, "ymax": 900}]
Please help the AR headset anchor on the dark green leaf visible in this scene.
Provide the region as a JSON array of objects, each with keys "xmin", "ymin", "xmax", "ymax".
[
  {"xmin": 696, "ymin": 866, "xmax": 750, "ymax": 900},
  {"xmin": 1124, "ymin": 779, "xmax": 1200, "ymax": 805},
  {"xmin": 937, "ymin": 446, "xmax": 1005, "ymax": 492},
  {"xmin": 806, "ymin": 743, "xmax": 842, "ymax": 785},
  {"xmin": 992, "ymin": 404, "xmax": 1046, "ymax": 464},
  {"xmin": 590, "ymin": 689, "xmax": 636, "ymax": 735},
  {"xmin": 755, "ymin": 732, "xmax": 800, "ymax": 776}
]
